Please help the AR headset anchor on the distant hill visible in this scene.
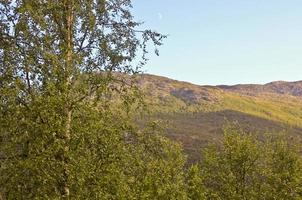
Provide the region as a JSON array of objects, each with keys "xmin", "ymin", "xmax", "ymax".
[
  {"xmin": 218, "ymin": 80, "xmax": 302, "ymax": 97},
  {"xmin": 136, "ymin": 74, "xmax": 302, "ymax": 162}
]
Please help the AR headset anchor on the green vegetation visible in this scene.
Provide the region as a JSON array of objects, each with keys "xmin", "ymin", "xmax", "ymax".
[
  {"xmin": 187, "ymin": 125, "xmax": 302, "ymax": 200},
  {"xmin": 1, "ymin": 0, "xmax": 302, "ymax": 199},
  {"xmin": 138, "ymin": 75, "xmax": 302, "ymax": 164},
  {"xmin": 0, "ymin": 0, "xmax": 185, "ymax": 199},
  {"xmin": 222, "ymin": 93, "xmax": 302, "ymax": 128},
  {"xmin": 141, "ymin": 75, "xmax": 302, "ymax": 127}
]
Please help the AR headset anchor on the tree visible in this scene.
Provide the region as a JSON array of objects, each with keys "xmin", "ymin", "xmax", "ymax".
[
  {"xmin": 200, "ymin": 125, "xmax": 262, "ymax": 200},
  {"xmin": 189, "ymin": 125, "xmax": 302, "ymax": 200},
  {"xmin": 128, "ymin": 122, "xmax": 187, "ymax": 200},
  {"xmin": 261, "ymin": 134, "xmax": 302, "ymax": 199},
  {"xmin": 0, "ymin": 0, "xmax": 188, "ymax": 199},
  {"xmin": 186, "ymin": 164, "xmax": 206, "ymax": 200}
]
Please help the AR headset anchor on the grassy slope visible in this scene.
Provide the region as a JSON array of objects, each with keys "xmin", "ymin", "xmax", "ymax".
[
  {"xmin": 139, "ymin": 74, "xmax": 302, "ymax": 128},
  {"xmin": 221, "ymin": 93, "xmax": 302, "ymax": 128},
  {"xmin": 137, "ymin": 74, "xmax": 302, "ymax": 162}
]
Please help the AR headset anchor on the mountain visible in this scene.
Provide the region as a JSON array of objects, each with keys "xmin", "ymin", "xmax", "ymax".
[
  {"xmin": 218, "ymin": 80, "xmax": 302, "ymax": 97},
  {"xmin": 136, "ymin": 74, "xmax": 302, "ymax": 163}
]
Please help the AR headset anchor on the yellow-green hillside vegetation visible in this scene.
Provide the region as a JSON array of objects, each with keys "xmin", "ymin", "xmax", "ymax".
[{"xmin": 137, "ymin": 74, "xmax": 302, "ymax": 162}]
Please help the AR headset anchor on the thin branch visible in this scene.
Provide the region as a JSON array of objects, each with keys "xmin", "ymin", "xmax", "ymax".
[{"xmin": 77, "ymin": 26, "xmax": 89, "ymax": 53}]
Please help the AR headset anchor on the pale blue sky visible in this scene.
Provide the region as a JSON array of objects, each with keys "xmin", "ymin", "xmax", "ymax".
[{"xmin": 132, "ymin": 0, "xmax": 302, "ymax": 85}]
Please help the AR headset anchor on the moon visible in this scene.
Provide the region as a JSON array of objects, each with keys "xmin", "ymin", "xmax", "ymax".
[{"xmin": 157, "ymin": 12, "xmax": 163, "ymax": 20}]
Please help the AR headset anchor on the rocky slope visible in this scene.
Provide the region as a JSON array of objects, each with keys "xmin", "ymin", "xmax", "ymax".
[{"xmin": 218, "ymin": 80, "xmax": 302, "ymax": 97}]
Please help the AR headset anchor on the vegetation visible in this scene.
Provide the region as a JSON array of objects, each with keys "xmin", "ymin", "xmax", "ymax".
[
  {"xmin": 138, "ymin": 75, "xmax": 302, "ymax": 163},
  {"xmin": 0, "ymin": 0, "xmax": 185, "ymax": 199},
  {"xmin": 140, "ymin": 74, "xmax": 302, "ymax": 128},
  {"xmin": 0, "ymin": 0, "xmax": 301, "ymax": 199},
  {"xmin": 222, "ymin": 93, "xmax": 302, "ymax": 128},
  {"xmin": 187, "ymin": 125, "xmax": 302, "ymax": 200}
]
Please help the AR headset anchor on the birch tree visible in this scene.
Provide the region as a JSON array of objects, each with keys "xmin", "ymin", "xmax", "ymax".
[{"xmin": 0, "ymin": 1, "xmax": 188, "ymax": 199}]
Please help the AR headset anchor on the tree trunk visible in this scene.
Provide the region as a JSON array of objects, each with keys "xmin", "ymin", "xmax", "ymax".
[{"xmin": 62, "ymin": 0, "xmax": 73, "ymax": 198}]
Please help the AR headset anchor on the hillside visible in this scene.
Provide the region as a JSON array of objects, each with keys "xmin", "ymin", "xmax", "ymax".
[
  {"xmin": 137, "ymin": 74, "xmax": 302, "ymax": 162},
  {"xmin": 218, "ymin": 80, "xmax": 302, "ymax": 97}
]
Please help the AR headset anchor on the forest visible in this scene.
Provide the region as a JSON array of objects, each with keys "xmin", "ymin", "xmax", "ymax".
[{"xmin": 0, "ymin": 0, "xmax": 301, "ymax": 199}]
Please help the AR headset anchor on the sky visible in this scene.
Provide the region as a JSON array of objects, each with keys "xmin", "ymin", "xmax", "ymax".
[{"xmin": 132, "ymin": 0, "xmax": 302, "ymax": 85}]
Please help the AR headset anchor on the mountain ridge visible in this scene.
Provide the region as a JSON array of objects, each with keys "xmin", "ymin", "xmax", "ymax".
[
  {"xmin": 136, "ymin": 74, "xmax": 302, "ymax": 162},
  {"xmin": 139, "ymin": 73, "xmax": 302, "ymax": 97},
  {"xmin": 217, "ymin": 80, "xmax": 302, "ymax": 97}
]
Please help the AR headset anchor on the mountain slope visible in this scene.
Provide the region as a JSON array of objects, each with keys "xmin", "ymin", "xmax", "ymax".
[
  {"xmin": 137, "ymin": 74, "xmax": 302, "ymax": 162},
  {"xmin": 218, "ymin": 80, "xmax": 302, "ymax": 97},
  {"xmin": 138, "ymin": 74, "xmax": 302, "ymax": 126}
]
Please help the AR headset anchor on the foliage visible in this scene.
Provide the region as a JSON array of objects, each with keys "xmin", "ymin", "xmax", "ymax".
[
  {"xmin": 261, "ymin": 134, "xmax": 302, "ymax": 199},
  {"xmin": 186, "ymin": 125, "xmax": 302, "ymax": 200},
  {"xmin": 0, "ymin": 0, "xmax": 188, "ymax": 199},
  {"xmin": 186, "ymin": 164, "xmax": 206, "ymax": 200}
]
